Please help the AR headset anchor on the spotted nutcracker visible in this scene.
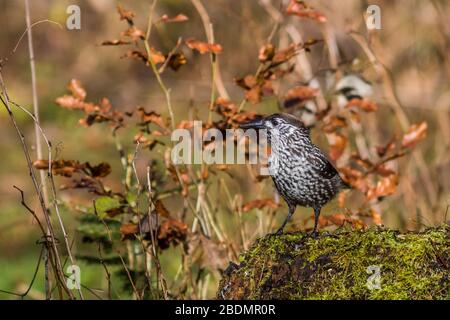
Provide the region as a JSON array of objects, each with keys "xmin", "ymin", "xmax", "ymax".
[{"xmin": 240, "ymin": 113, "xmax": 349, "ymax": 237}]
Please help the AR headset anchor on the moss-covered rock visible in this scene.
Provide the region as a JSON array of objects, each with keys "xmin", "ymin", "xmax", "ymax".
[{"xmin": 217, "ymin": 225, "xmax": 449, "ymax": 300}]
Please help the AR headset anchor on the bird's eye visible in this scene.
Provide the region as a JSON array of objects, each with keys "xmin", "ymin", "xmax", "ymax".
[{"xmin": 271, "ymin": 119, "xmax": 279, "ymax": 126}]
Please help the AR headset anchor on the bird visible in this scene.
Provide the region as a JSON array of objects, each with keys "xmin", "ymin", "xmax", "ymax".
[{"xmin": 240, "ymin": 113, "xmax": 349, "ymax": 237}]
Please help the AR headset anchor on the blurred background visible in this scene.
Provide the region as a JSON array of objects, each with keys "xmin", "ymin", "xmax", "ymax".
[{"xmin": 0, "ymin": 0, "xmax": 449, "ymax": 299}]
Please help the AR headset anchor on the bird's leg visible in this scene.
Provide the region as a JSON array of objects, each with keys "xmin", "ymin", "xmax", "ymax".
[
  {"xmin": 311, "ymin": 207, "xmax": 321, "ymax": 238},
  {"xmin": 275, "ymin": 204, "xmax": 296, "ymax": 235}
]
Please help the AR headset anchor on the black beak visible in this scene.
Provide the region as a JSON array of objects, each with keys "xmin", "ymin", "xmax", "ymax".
[{"xmin": 239, "ymin": 117, "xmax": 266, "ymax": 130}]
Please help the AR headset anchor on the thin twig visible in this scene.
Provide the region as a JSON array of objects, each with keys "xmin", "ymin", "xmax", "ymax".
[
  {"xmin": 0, "ymin": 246, "xmax": 44, "ymax": 299},
  {"xmin": 190, "ymin": 0, "xmax": 230, "ymax": 100},
  {"xmin": 97, "ymin": 243, "xmax": 112, "ymax": 300},
  {"xmin": 144, "ymin": 0, "xmax": 175, "ymax": 130},
  {"xmin": 0, "ymin": 74, "xmax": 73, "ymax": 299},
  {"xmin": 147, "ymin": 166, "xmax": 169, "ymax": 299},
  {"xmin": 143, "ymin": 0, "xmax": 209, "ymax": 235},
  {"xmin": 349, "ymin": 30, "xmax": 438, "ymax": 208},
  {"xmin": 24, "ymin": 0, "xmax": 51, "ymax": 299},
  {"xmin": 158, "ymin": 37, "xmax": 182, "ymax": 74},
  {"xmin": 13, "ymin": 19, "xmax": 62, "ymax": 53},
  {"xmin": 117, "ymin": 251, "xmax": 141, "ymax": 300},
  {"xmin": 13, "ymin": 186, "xmax": 46, "ymax": 236},
  {"xmin": 130, "ymin": 141, "xmax": 153, "ymax": 297},
  {"xmin": 7, "ymin": 97, "xmax": 83, "ymax": 299}
]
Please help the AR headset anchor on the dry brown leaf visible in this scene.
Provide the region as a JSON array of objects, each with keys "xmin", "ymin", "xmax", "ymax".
[
  {"xmin": 323, "ymin": 115, "xmax": 347, "ymax": 133},
  {"xmin": 55, "ymin": 95, "xmax": 86, "ymax": 110},
  {"xmin": 177, "ymin": 120, "xmax": 195, "ymax": 129},
  {"xmin": 235, "ymin": 75, "xmax": 271, "ymax": 104},
  {"xmin": 402, "ymin": 122, "xmax": 427, "ymax": 148},
  {"xmin": 32, "ymin": 159, "xmax": 50, "ymax": 170},
  {"xmin": 272, "ymin": 43, "xmax": 298, "ymax": 64},
  {"xmin": 347, "ymin": 98, "xmax": 378, "ymax": 112},
  {"xmin": 245, "ymin": 86, "xmax": 262, "ymax": 104},
  {"xmin": 328, "ymin": 132, "xmax": 347, "ymax": 161},
  {"xmin": 286, "ymin": 0, "xmax": 327, "ymax": 22},
  {"xmin": 101, "ymin": 39, "xmax": 131, "ymax": 46},
  {"xmin": 231, "ymin": 110, "xmax": 258, "ymax": 125},
  {"xmin": 242, "ymin": 198, "xmax": 279, "ymax": 212},
  {"xmin": 33, "ymin": 159, "xmax": 83, "ymax": 177},
  {"xmin": 121, "ymin": 50, "xmax": 148, "ymax": 64},
  {"xmin": 201, "ymin": 166, "xmax": 209, "ymax": 180},
  {"xmin": 120, "ymin": 223, "xmax": 139, "ymax": 236},
  {"xmin": 351, "ymin": 154, "xmax": 373, "ymax": 170},
  {"xmin": 137, "ymin": 107, "xmax": 167, "ymax": 128},
  {"xmin": 318, "ymin": 214, "xmax": 345, "ymax": 227},
  {"xmin": 367, "ymin": 174, "xmax": 398, "ymax": 201},
  {"xmin": 339, "ymin": 166, "xmax": 368, "ymax": 193},
  {"xmin": 243, "ymin": 75, "xmax": 257, "ymax": 89},
  {"xmin": 117, "ymin": 4, "xmax": 135, "ymax": 24},
  {"xmin": 185, "ymin": 38, "xmax": 222, "ymax": 54},
  {"xmin": 375, "ymin": 165, "xmax": 396, "ymax": 177},
  {"xmin": 121, "ymin": 26, "xmax": 145, "ymax": 42},
  {"xmin": 283, "ymin": 86, "xmax": 317, "ymax": 108},
  {"xmin": 157, "ymin": 219, "xmax": 188, "ymax": 249},
  {"xmin": 327, "ymin": 213, "xmax": 347, "ymax": 226},
  {"xmin": 261, "ymin": 80, "xmax": 274, "ymax": 95},
  {"xmin": 214, "ymin": 164, "xmax": 229, "ymax": 171},
  {"xmin": 214, "ymin": 97, "xmax": 260, "ymax": 126},
  {"xmin": 149, "ymin": 47, "xmax": 166, "ymax": 64},
  {"xmin": 258, "ymin": 43, "xmax": 275, "ymax": 62},
  {"xmin": 33, "ymin": 159, "xmax": 111, "ymax": 178},
  {"xmin": 133, "ymin": 133, "xmax": 160, "ymax": 150},
  {"xmin": 155, "ymin": 200, "xmax": 171, "ymax": 218},
  {"xmin": 152, "ymin": 130, "xmax": 163, "ymax": 136},
  {"xmin": 87, "ymin": 162, "xmax": 112, "ymax": 178},
  {"xmin": 67, "ymin": 79, "xmax": 86, "ymax": 101},
  {"xmin": 166, "ymin": 52, "xmax": 186, "ymax": 71},
  {"xmin": 158, "ymin": 14, "xmax": 188, "ymax": 23},
  {"xmin": 376, "ymin": 137, "xmax": 396, "ymax": 157},
  {"xmin": 371, "ymin": 208, "xmax": 383, "ymax": 225}
]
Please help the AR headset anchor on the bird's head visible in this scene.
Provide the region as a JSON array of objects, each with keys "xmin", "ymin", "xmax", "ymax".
[{"xmin": 240, "ymin": 113, "xmax": 309, "ymax": 141}]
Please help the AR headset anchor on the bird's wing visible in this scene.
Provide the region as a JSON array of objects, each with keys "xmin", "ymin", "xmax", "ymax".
[{"xmin": 306, "ymin": 149, "xmax": 339, "ymax": 180}]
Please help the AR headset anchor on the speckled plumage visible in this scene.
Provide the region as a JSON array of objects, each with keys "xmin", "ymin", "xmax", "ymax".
[{"xmin": 241, "ymin": 113, "xmax": 348, "ymax": 237}]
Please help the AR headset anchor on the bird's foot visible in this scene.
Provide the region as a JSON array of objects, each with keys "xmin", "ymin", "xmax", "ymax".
[
  {"xmin": 267, "ymin": 228, "xmax": 285, "ymax": 237},
  {"xmin": 309, "ymin": 230, "xmax": 319, "ymax": 239}
]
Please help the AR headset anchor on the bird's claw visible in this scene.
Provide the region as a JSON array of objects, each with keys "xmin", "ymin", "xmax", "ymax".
[
  {"xmin": 275, "ymin": 228, "xmax": 284, "ymax": 235},
  {"xmin": 310, "ymin": 230, "xmax": 319, "ymax": 239}
]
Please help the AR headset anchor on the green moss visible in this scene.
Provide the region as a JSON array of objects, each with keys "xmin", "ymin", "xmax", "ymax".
[{"xmin": 217, "ymin": 225, "xmax": 449, "ymax": 300}]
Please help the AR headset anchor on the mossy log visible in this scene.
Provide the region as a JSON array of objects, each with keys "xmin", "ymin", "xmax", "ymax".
[{"xmin": 217, "ymin": 225, "xmax": 449, "ymax": 300}]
